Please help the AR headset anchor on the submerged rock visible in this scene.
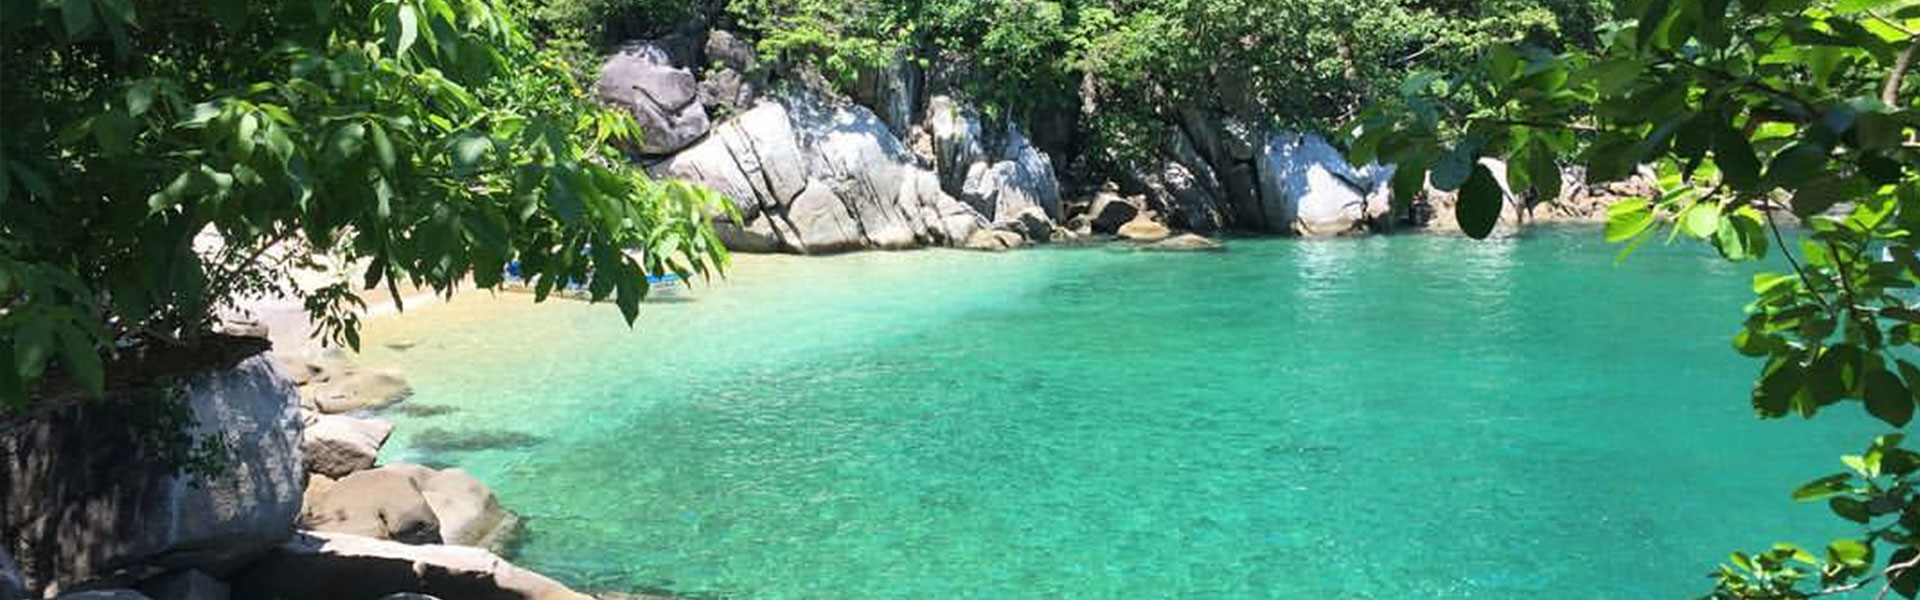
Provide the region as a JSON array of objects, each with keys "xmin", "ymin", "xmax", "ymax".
[
  {"xmin": 233, "ymin": 532, "xmax": 591, "ymax": 600},
  {"xmin": 0, "ymin": 354, "xmax": 303, "ymax": 596},
  {"xmin": 1141, "ymin": 233, "xmax": 1226, "ymax": 252},
  {"xmin": 408, "ymin": 428, "xmax": 542, "ymax": 453},
  {"xmin": 291, "ymin": 357, "xmax": 412, "ymax": 415}
]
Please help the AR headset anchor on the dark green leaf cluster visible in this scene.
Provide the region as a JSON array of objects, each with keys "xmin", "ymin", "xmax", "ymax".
[{"xmin": 0, "ymin": 0, "xmax": 730, "ymax": 405}]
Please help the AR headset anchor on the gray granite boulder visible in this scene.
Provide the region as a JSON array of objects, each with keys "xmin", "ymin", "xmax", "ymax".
[
  {"xmin": 596, "ymin": 43, "xmax": 711, "ymax": 155},
  {"xmin": 301, "ymin": 414, "xmax": 393, "ymax": 478},
  {"xmin": 137, "ymin": 570, "xmax": 228, "ymax": 600},
  {"xmin": 232, "ymin": 532, "xmax": 591, "ymax": 600},
  {"xmin": 656, "ymin": 91, "xmax": 987, "ymax": 254},
  {"xmin": 0, "ymin": 354, "xmax": 303, "ymax": 597},
  {"xmin": 302, "ymin": 468, "xmax": 443, "ymax": 545},
  {"xmin": 1254, "ymin": 132, "xmax": 1393, "ymax": 235}
]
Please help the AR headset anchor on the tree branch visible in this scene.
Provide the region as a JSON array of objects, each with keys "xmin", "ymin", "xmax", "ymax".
[
  {"xmin": 1764, "ymin": 205, "xmax": 1831, "ymax": 310},
  {"xmin": 1884, "ymin": 35, "xmax": 1920, "ymax": 107}
]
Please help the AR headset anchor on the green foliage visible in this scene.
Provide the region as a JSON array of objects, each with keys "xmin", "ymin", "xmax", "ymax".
[
  {"xmin": 719, "ymin": 0, "xmax": 1609, "ymax": 169},
  {"xmin": 0, "ymin": 0, "xmax": 729, "ymax": 404},
  {"xmin": 1349, "ymin": 0, "xmax": 1920, "ymax": 597}
]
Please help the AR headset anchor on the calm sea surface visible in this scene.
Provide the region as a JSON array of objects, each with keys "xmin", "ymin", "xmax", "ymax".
[{"xmin": 360, "ymin": 228, "xmax": 1881, "ymax": 599}]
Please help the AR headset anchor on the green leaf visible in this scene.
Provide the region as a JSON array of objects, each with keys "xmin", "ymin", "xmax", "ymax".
[
  {"xmin": 1605, "ymin": 200, "xmax": 1656, "ymax": 243},
  {"xmin": 1827, "ymin": 538, "xmax": 1872, "ymax": 567},
  {"xmin": 1431, "ymin": 143, "xmax": 1477, "ymax": 192},
  {"xmin": 1891, "ymin": 548, "xmax": 1920, "ymax": 598},
  {"xmin": 1680, "ymin": 200, "xmax": 1721, "ymax": 239},
  {"xmin": 53, "ymin": 325, "xmax": 103, "ymax": 396},
  {"xmin": 59, "ymin": 0, "xmax": 96, "ymax": 37},
  {"xmin": 207, "ymin": 0, "xmax": 246, "ymax": 28},
  {"xmin": 92, "ymin": 109, "xmax": 136, "ymax": 156},
  {"xmin": 1830, "ymin": 496, "xmax": 1870, "ymax": 523},
  {"xmin": 1457, "ymin": 162, "xmax": 1504, "ymax": 240},
  {"xmin": 369, "ymin": 122, "xmax": 396, "ymax": 171},
  {"xmin": 1525, "ymin": 142, "xmax": 1560, "ymax": 203},
  {"xmin": 395, "ymin": 2, "xmax": 419, "ymax": 56},
  {"xmin": 1865, "ymin": 366, "xmax": 1914, "ymax": 427},
  {"xmin": 1714, "ymin": 127, "xmax": 1762, "ymax": 192},
  {"xmin": 231, "ymin": 111, "xmax": 258, "ymax": 160},
  {"xmin": 1792, "ymin": 473, "xmax": 1854, "ymax": 501},
  {"xmin": 451, "ymin": 132, "xmax": 492, "ymax": 177}
]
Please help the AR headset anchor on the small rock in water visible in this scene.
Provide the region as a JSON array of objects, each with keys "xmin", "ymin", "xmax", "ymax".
[
  {"xmin": 963, "ymin": 229, "xmax": 1027, "ymax": 252},
  {"xmin": 384, "ymin": 339, "xmax": 420, "ymax": 351},
  {"xmin": 1116, "ymin": 217, "xmax": 1171, "ymax": 242},
  {"xmin": 1140, "ymin": 233, "xmax": 1225, "ymax": 252}
]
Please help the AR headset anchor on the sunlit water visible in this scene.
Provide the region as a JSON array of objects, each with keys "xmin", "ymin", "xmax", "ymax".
[{"xmin": 357, "ymin": 228, "xmax": 1885, "ymax": 599}]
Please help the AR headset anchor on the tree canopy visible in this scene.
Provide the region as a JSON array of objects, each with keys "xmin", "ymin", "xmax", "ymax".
[
  {"xmin": 0, "ymin": 0, "xmax": 729, "ymax": 405},
  {"xmin": 710, "ymin": 0, "xmax": 1609, "ymax": 169}
]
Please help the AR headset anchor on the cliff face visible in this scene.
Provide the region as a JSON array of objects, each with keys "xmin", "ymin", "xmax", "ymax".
[{"xmin": 593, "ymin": 9, "xmax": 1626, "ymax": 251}]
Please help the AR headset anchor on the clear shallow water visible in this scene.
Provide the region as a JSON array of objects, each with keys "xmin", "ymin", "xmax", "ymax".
[{"xmin": 359, "ymin": 228, "xmax": 1885, "ymax": 599}]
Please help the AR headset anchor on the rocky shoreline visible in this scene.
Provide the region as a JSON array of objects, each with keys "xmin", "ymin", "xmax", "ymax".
[
  {"xmin": 593, "ymin": 13, "xmax": 1648, "ymax": 258},
  {"xmin": 0, "ymin": 339, "xmax": 655, "ymax": 600}
]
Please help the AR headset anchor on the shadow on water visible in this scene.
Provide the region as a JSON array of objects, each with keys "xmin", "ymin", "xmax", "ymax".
[{"xmin": 408, "ymin": 427, "xmax": 543, "ymax": 452}]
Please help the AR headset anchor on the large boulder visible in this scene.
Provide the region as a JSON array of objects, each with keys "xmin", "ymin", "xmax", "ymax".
[
  {"xmin": 303, "ymin": 465, "xmax": 516, "ymax": 552},
  {"xmin": 301, "ymin": 414, "xmax": 394, "ymax": 478},
  {"xmin": 53, "ymin": 591, "xmax": 152, "ymax": 600},
  {"xmin": 1086, "ymin": 191, "xmax": 1142, "ymax": 234},
  {"xmin": 926, "ymin": 95, "xmax": 986, "ymax": 196},
  {"xmin": 596, "ymin": 42, "xmax": 711, "ymax": 155},
  {"xmin": 852, "ymin": 48, "xmax": 921, "ymax": 135},
  {"xmin": 302, "ymin": 468, "xmax": 443, "ymax": 545},
  {"xmin": 285, "ymin": 353, "xmax": 411, "ymax": 414},
  {"xmin": 232, "ymin": 532, "xmax": 591, "ymax": 600},
  {"xmin": 1, "ymin": 548, "xmax": 22, "ymax": 600},
  {"xmin": 656, "ymin": 91, "xmax": 987, "ymax": 254},
  {"xmin": 925, "ymin": 95, "xmax": 1063, "ymax": 225},
  {"xmin": 379, "ymin": 466, "xmax": 518, "ymax": 551},
  {"xmin": 0, "ymin": 353, "xmax": 304, "ymax": 597},
  {"xmin": 1254, "ymin": 132, "xmax": 1392, "ymax": 235},
  {"xmin": 137, "ymin": 569, "xmax": 228, "ymax": 600}
]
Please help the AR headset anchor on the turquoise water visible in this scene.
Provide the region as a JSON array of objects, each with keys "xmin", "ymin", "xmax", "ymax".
[{"xmin": 360, "ymin": 228, "xmax": 1885, "ymax": 599}]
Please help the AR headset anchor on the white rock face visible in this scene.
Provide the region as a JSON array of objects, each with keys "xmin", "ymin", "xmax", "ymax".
[
  {"xmin": 0, "ymin": 354, "xmax": 304, "ymax": 596},
  {"xmin": 1254, "ymin": 132, "xmax": 1393, "ymax": 235},
  {"xmin": 926, "ymin": 95, "xmax": 1063, "ymax": 225},
  {"xmin": 656, "ymin": 91, "xmax": 988, "ymax": 254}
]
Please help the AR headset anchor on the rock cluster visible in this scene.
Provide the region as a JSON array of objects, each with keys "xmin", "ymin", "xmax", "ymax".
[
  {"xmin": 595, "ymin": 9, "xmax": 1633, "ymax": 249},
  {"xmin": 1, "ymin": 352, "xmax": 594, "ymax": 600}
]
